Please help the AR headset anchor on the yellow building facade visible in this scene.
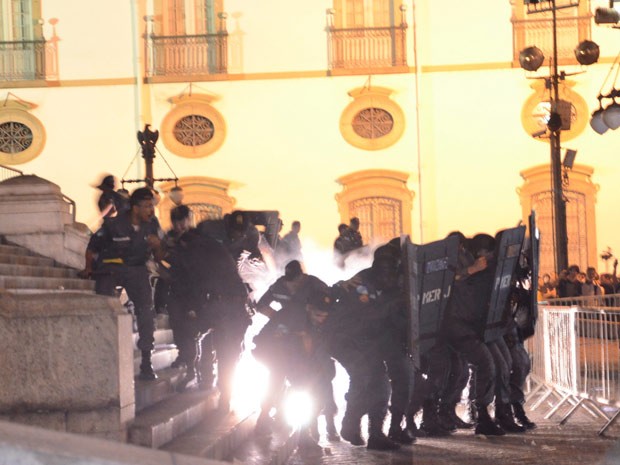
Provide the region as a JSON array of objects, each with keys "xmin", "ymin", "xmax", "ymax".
[{"xmin": 1, "ymin": 0, "xmax": 619, "ymax": 275}]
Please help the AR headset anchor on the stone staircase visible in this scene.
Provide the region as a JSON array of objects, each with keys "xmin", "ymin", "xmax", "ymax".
[
  {"xmin": 0, "ymin": 242, "xmax": 94, "ymax": 293},
  {"xmin": 0, "ymin": 237, "xmax": 259, "ymax": 460}
]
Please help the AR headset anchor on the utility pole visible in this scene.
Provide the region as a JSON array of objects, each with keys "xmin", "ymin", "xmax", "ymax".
[{"xmin": 548, "ymin": 0, "xmax": 569, "ymax": 273}]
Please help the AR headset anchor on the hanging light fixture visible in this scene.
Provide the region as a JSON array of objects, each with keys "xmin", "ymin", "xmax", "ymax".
[
  {"xmin": 603, "ymin": 94, "xmax": 620, "ymax": 130},
  {"xmin": 590, "ymin": 99, "xmax": 609, "ymax": 135},
  {"xmin": 168, "ymin": 185, "xmax": 185, "ymax": 205},
  {"xmin": 590, "ymin": 50, "xmax": 620, "ymax": 133}
]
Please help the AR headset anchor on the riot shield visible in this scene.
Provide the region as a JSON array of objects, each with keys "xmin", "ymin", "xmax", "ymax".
[
  {"xmin": 528, "ymin": 210, "xmax": 540, "ymax": 327},
  {"xmin": 403, "ymin": 235, "xmax": 459, "ymax": 368},
  {"xmin": 484, "ymin": 225, "xmax": 526, "ymax": 342}
]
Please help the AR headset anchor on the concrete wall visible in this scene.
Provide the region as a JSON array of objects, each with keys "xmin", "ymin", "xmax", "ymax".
[{"xmin": 0, "ymin": 292, "xmax": 134, "ymax": 441}]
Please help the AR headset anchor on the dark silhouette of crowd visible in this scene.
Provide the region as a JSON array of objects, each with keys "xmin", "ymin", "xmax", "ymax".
[
  {"xmin": 81, "ymin": 195, "xmax": 543, "ymax": 452},
  {"xmin": 537, "ymin": 260, "xmax": 619, "ymax": 300}
]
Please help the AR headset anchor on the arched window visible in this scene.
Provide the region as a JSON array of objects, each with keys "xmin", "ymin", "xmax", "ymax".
[
  {"xmin": 157, "ymin": 175, "xmax": 235, "ymax": 231},
  {"xmin": 518, "ymin": 163, "xmax": 598, "ymax": 277},
  {"xmin": 336, "ymin": 169, "xmax": 414, "ymax": 246}
]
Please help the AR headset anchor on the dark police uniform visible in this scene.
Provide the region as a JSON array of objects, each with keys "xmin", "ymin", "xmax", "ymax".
[
  {"xmin": 328, "ymin": 259, "xmax": 403, "ymax": 450},
  {"xmin": 169, "ymin": 229, "xmax": 251, "ymax": 410},
  {"xmin": 254, "ymin": 270, "xmax": 339, "ymax": 440},
  {"xmin": 87, "ymin": 211, "xmax": 163, "ymax": 358}
]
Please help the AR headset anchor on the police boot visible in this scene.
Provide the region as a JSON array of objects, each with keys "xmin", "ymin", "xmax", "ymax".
[
  {"xmin": 367, "ymin": 417, "xmax": 400, "ymax": 451},
  {"xmin": 325, "ymin": 414, "xmax": 341, "ymax": 442},
  {"xmin": 139, "ymin": 350, "xmax": 157, "ymax": 381},
  {"xmin": 495, "ymin": 403, "xmax": 526, "ymax": 433},
  {"xmin": 436, "ymin": 403, "xmax": 457, "ymax": 432},
  {"xmin": 405, "ymin": 413, "xmax": 427, "ymax": 438},
  {"xmin": 465, "ymin": 400, "xmax": 477, "ymax": 424},
  {"xmin": 176, "ymin": 366, "xmax": 197, "ymax": 392},
  {"xmin": 420, "ymin": 399, "xmax": 451, "ymax": 437},
  {"xmin": 255, "ymin": 410, "xmax": 274, "ymax": 436},
  {"xmin": 340, "ymin": 414, "xmax": 365, "ymax": 446},
  {"xmin": 512, "ymin": 402, "xmax": 537, "ymax": 430},
  {"xmin": 388, "ymin": 413, "xmax": 416, "ymax": 444},
  {"xmin": 439, "ymin": 402, "xmax": 474, "ymax": 430},
  {"xmin": 298, "ymin": 426, "xmax": 322, "ymax": 452},
  {"xmin": 474, "ymin": 404, "xmax": 505, "ymax": 436}
]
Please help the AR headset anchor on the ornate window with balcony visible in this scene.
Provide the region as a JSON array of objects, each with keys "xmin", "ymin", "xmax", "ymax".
[
  {"xmin": 510, "ymin": 0, "xmax": 591, "ymax": 67},
  {"xmin": 327, "ymin": 0, "xmax": 408, "ymax": 73},
  {"xmin": 0, "ymin": 0, "xmax": 55, "ymax": 81},
  {"xmin": 147, "ymin": 0, "xmax": 228, "ymax": 79},
  {"xmin": 336, "ymin": 169, "xmax": 414, "ymax": 246}
]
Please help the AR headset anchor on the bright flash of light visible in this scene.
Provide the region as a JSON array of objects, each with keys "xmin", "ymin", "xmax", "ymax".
[
  {"xmin": 230, "ymin": 350, "xmax": 269, "ymax": 417},
  {"xmin": 283, "ymin": 390, "xmax": 313, "ymax": 428}
]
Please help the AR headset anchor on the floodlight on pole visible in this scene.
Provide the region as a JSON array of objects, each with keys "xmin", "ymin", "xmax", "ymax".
[
  {"xmin": 519, "ymin": 46, "xmax": 545, "ymax": 71},
  {"xmin": 519, "ymin": 0, "xmax": 599, "ymax": 275},
  {"xmin": 589, "ymin": 51, "xmax": 620, "ymax": 133}
]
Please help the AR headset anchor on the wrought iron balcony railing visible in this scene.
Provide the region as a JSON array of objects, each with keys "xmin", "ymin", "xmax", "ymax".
[
  {"xmin": 0, "ymin": 39, "xmax": 57, "ymax": 81},
  {"xmin": 327, "ymin": 24, "xmax": 408, "ymax": 70},
  {"xmin": 146, "ymin": 32, "xmax": 228, "ymax": 77},
  {"xmin": 511, "ymin": 15, "xmax": 591, "ymax": 67}
]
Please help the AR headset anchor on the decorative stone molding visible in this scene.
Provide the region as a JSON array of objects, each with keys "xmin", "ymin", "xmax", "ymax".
[
  {"xmin": 0, "ymin": 100, "xmax": 46, "ymax": 165},
  {"xmin": 339, "ymin": 86, "xmax": 405, "ymax": 151},
  {"xmin": 157, "ymin": 176, "xmax": 237, "ymax": 230},
  {"xmin": 160, "ymin": 94, "xmax": 226, "ymax": 158}
]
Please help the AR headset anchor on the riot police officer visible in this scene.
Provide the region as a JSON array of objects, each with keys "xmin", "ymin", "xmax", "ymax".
[
  {"xmin": 83, "ymin": 187, "xmax": 164, "ymax": 380},
  {"xmin": 329, "ymin": 249, "xmax": 404, "ymax": 451}
]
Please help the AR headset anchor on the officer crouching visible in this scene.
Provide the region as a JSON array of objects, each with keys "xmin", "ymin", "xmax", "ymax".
[{"xmin": 253, "ymin": 286, "xmax": 335, "ymax": 450}]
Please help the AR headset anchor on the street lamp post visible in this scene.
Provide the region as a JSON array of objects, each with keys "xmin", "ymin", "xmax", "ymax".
[
  {"xmin": 122, "ymin": 124, "xmax": 184, "ymax": 204},
  {"xmin": 548, "ymin": 1, "xmax": 570, "ymax": 274},
  {"xmin": 520, "ymin": 0, "xmax": 599, "ymax": 274}
]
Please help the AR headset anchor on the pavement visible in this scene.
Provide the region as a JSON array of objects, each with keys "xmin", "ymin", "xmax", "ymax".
[{"xmin": 227, "ymin": 394, "xmax": 620, "ymax": 465}]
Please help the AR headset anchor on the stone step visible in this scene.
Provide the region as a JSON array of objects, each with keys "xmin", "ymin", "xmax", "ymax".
[
  {"xmin": 134, "ymin": 366, "xmax": 188, "ymax": 413},
  {"xmin": 127, "ymin": 387, "xmax": 220, "ymax": 449},
  {"xmin": 6, "ymin": 289, "xmax": 96, "ymax": 295},
  {"xmin": 0, "ymin": 263, "xmax": 79, "ymax": 279},
  {"xmin": 0, "ymin": 252, "xmax": 56, "ymax": 267},
  {"xmin": 132, "ymin": 328, "xmax": 174, "ymax": 350},
  {"xmin": 133, "ymin": 344, "xmax": 178, "ymax": 374},
  {"xmin": 0, "ymin": 244, "xmax": 43, "ymax": 257},
  {"xmin": 161, "ymin": 409, "xmax": 261, "ymax": 461},
  {"xmin": 0, "ymin": 275, "xmax": 95, "ymax": 292}
]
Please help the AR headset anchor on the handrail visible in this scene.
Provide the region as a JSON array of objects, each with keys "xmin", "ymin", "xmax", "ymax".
[
  {"xmin": 0, "ymin": 164, "xmax": 24, "ymax": 182},
  {"xmin": 62, "ymin": 194, "xmax": 76, "ymax": 223}
]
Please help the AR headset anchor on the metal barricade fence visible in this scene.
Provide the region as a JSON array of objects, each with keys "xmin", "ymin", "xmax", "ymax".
[
  {"xmin": 545, "ymin": 294, "xmax": 620, "ymax": 309},
  {"xmin": 531, "ymin": 304, "xmax": 620, "ymax": 435}
]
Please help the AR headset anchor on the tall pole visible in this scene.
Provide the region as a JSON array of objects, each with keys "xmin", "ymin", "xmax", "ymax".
[{"xmin": 549, "ymin": 0, "xmax": 569, "ymax": 274}]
